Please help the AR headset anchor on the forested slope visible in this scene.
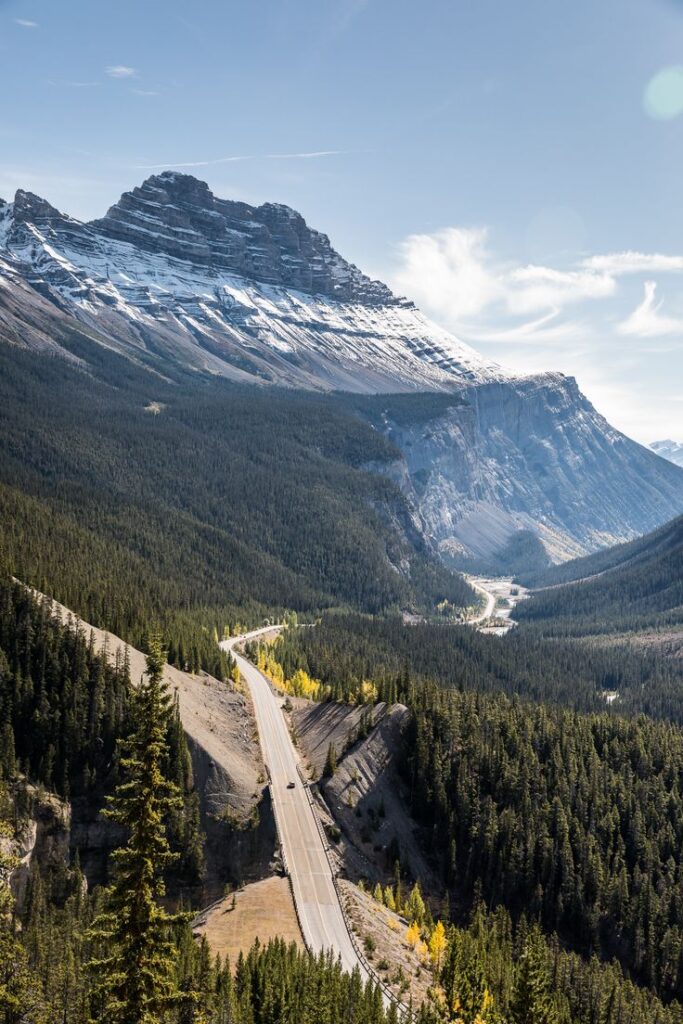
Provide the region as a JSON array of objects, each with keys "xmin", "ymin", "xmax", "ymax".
[
  {"xmin": 274, "ymin": 612, "xmax": 683, "ymax": 722},
  {"xmin": 516, "ymin": 513, "xmax": 683, "ymax": 635},
  {"xmin": 0, "ymin": 340, "xmax": 471, "ymax": 671},
  {"xmin": 272, "ymin": 615, "xmax": 683, "ymax": 1004}
]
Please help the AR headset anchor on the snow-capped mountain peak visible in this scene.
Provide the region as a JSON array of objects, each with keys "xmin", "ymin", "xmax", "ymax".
[
  {"xmin": 651, "ymin": 439, "xmax": 683, "ymax": 468},
  {"xmin": 0, "ymin": 172, "xmax": 505, "ymax": 390}
]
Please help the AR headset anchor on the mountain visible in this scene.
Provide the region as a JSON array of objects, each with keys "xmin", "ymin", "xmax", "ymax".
[
  {"xmin": 1, "ymin": 171, "xmax": 683, "ymax": 565},
  {"xmin": 516, "ymin": 512, "xmax": 683, "ymax": 634},
  {"xmin": 651, "ymin": 439, "xmax": 683, "ymax": 468},
  {"xmin": 0, "ymin": 172, "xmax": 499, "ymax": 391}
]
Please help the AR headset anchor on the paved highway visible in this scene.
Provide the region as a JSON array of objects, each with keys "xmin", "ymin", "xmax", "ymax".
[{"xmin": 220, "ymin": 630, "xmax": 365, "ymax": 977}]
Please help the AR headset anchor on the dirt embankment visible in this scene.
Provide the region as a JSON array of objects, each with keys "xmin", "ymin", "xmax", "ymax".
[
  {"xmin": 34, "ymin": 592, "xmax": 273, "ymax": 895},
  {"xmin": 340, "ymin": 879, "xmax": 436, "ymax": 1009},
  {"xmin": 42, "ymin": 594, "xmax": 263, "ymax": 821},
  {"xmin": 292, "ymin": 700, "xmax": 437, "ymax": 891}
]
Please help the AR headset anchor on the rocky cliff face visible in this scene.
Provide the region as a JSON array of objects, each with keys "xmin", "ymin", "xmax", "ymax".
[
  {"xmin": 1, "ymin": 172, "xmax": 682, "ymax": 563},
  {"xmin": 371, "ymin": 379, "xmax": 683, "ymax": 563},
  {"xmin": 93, "ymin": 172, "xmax": 397, "ymax": 305}
]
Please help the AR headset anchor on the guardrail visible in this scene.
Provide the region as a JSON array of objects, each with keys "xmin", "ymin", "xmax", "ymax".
[{"xmin": 295, "ymin": 764, "xmax": 416, "ymax": 1022}]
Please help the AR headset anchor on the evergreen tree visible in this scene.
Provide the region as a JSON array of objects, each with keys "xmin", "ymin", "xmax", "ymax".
[
  {"xmin": 88, "ymin": 636, "xmax": 192, "ymax": 1024},
  {"xmin": 323, "ymin": 743, "xmax": 338, "ymax": 779},
  {"xmin": 510, "ymin": 931, "xmax": 558, "ymax": 1024}
]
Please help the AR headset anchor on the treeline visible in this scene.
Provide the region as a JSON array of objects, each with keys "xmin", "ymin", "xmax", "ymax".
[
  {"xmin": 518, "ymin": 513, "xmax": 683, "ymax": 590},
  {"xmin": 272, "ymin": 612, "xmax": 683, "ymax": 722},
  {"xmin": 0, "ymin": 344, "xmax": 472, "ymax": 679}
]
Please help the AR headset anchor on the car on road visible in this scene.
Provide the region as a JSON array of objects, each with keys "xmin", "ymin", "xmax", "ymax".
[{"xmin": 287, "ymin": 781, "xmax": 296, "ymax": 789}]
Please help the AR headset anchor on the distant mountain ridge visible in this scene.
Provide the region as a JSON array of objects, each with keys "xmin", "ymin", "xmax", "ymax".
[
  {"xmin": 651, "ymin": 440, "xmax": 683, "ymax": 468},
  {"xmin": 1, "ymin": 171, "xmax": 682, "ymax": 566}
]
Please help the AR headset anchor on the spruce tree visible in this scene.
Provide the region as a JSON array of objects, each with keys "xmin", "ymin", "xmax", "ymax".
[
  {"xmin": 88, "ymin": 635, "xmax": 192, "ymax": 1024},
  {"xmin": 510, "ymin": 930, "xmax": 558, "ymax": 1024},
  {"xmin": 323, "ymin": 743, "xmax": 338, "ymax": 779}
]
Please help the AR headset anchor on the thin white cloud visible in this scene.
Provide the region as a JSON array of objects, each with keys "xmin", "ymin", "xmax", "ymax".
[
  {"xmin": 584, "ymin": 251, "xmax": 683, "ymax": 275},
  {"xmin": 47, "ymin": 79, "xmax": 100, "ymax": 89},
  {"xmin": 618, "ymin": 280, "xmax": 683, "ymax": 337},
  {"xmin": 134, "ymin": 151, "xmax": 350, "ymax": 170},
  {"xmin": 15, "ymin": 18, "xmax": 38, "ymax": 27},
  {"xmin": 134, "ymin": 155, "xmax": 251, "ymax": 170},
  {"xmin": 131, "ymin": 89, "xmax": 160, "ymax": 97},
  {"xmin": 106, "ymin": 65, "xmax": 137, "ymax": 79},
  {"xmin": 469, "ymin": 309, "xmax": 582, "ymax": 345},
  {"xmin": 265, "ymin": 150, "xmax": 348, "ymax": 159}
]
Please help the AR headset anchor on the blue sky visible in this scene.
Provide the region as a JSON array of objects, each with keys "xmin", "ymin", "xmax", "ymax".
[{"xmin": 1, "ymin": 0, "xmax": 682, "ymax": 442}]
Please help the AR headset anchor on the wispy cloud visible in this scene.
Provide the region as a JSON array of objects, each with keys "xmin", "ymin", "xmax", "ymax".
[
  {"xmin": 134, "ymin": 155, "xmax": 251, "ymax": 170},
  {"xmin": 266, "ymin": 150, "xmax": 348, "ymax": 160},
  {"xmin": 15, "ymin": 18, "xmax": 38, "ymax": 28},
  {"xmin": 618, "ymin": 280, "xmax": 683, "ymax": 337},
  {"xmin": 131, "ymin": 89, "xmax": 160, "ymax": 97},
  {"xmin": 134, "ymin": 150, "xmax": 350, "ymax": 170},
  {"xmin": 390, "ymin": 225, "xmax": 683, "ymax": 440},
  {"xmin": 106, "ymin": 65, "xmax": 137, "ymax": 79},
  {"xmin": 583, "ymin": 251, "xmax": 683, "ymax": 275}
]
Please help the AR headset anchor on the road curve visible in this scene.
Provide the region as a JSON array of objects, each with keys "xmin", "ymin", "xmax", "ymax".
[
  {"xmin": 466, "ymin": 576, "xmax": 497, "ymax": 623},
  {"xmin": 220, "ymin": 630, "xmax": 366, "ymax": 977}
]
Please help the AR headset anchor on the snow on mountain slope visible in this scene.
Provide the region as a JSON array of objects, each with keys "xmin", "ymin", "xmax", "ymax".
[
  {"xmin": 651, "ymin": 440, "xmax": 683, "ymax": 468},
  {"xmin": 0, "ymin": 173, "xmax": 501, "ymax": 392},
  {"xmin": 1, "ymin": 171, "xmax": 682, "ymax": 565}
]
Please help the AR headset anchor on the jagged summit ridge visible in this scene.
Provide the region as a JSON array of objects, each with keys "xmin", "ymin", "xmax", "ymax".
[{"xmin": 92, "ymin": 171, "xmax": 398, "ymax": 306}]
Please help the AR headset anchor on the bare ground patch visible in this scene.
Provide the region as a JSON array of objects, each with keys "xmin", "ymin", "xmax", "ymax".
[
  {"xmin": 292, "ymin": 699, "xmax": 438, "ymax": 894},
  {"xmin": 193, "ymin": 876, "xmax": 303, "ymax": 964}
]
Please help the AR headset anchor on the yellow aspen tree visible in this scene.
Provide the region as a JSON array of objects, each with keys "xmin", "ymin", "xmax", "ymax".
[{"xmin": 429, "ymin": 920, "xmax": 448, "ymax": 971}]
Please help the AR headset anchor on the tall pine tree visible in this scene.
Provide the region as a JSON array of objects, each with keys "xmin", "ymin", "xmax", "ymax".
[{"xmin": 88, "ymin": 635, "xmax": 192, "ymax": 1024}]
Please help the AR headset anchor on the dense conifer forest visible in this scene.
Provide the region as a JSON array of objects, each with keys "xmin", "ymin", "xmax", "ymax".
[
  {"xmin": 273, "ymin": 612, "xmax": 683, "ymax": 722},
  {"xmin": 0, "ymin": 344, "xmax": 471, "ymax": 677}
]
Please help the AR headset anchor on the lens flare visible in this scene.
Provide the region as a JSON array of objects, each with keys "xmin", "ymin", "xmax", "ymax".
[{"xmin": 644, "ymin": 65, "xmax": 683, "ymax": 120}]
